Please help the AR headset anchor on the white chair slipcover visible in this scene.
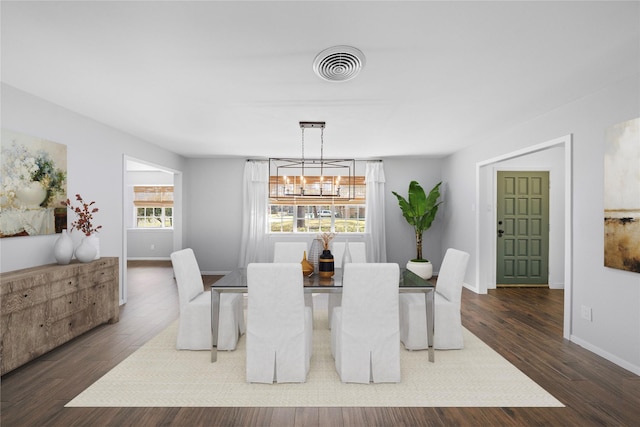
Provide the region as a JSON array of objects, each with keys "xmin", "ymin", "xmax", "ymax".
[
  {"xmin": 246, "ymin": 263, "xmax": 313, "ymax": 383},
  {"xmin": 273, "ymin": 241, "xmax": 313, "ymax": 311},
  {"xmin": 399, "ymin": 248, "xmax": 470, "ymax": 350},
  {"xmin": 331, "ymin": 263, "xmax": 401, "ymax": 383},
  {"xmin": 170, "ymin": 248, "xmax": 245, "ymax": 351},
  {"xmin": 328, "ymin": 241, "xmax": 367, "ymax": 328},
  {"xmin": 273, "ymin": 241, "xmax": 309, "ymax": 263}
]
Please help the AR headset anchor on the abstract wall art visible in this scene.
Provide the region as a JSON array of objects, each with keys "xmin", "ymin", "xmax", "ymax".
[{"xmin": 604, "ymin": 117, "xmax": 640, "ymax": 273}]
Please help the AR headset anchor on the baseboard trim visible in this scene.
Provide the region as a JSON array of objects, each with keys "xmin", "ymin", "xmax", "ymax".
[{"xmin": 570, "ymin": 334, "xmax": 640, "ymax": 376}]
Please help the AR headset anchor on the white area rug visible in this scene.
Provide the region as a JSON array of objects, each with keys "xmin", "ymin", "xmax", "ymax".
[{"xmin": 67, "ymin": 305, "xmax": 563, "ymax": 408}]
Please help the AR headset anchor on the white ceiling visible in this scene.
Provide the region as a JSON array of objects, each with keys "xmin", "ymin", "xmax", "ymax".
[{"xmin": 2, "ymin": 1, "xmax": 639, "ymax": 159}]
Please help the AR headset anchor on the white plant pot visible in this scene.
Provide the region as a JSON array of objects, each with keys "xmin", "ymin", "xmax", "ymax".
[{"xmin": 406, "ymin": 260, "xmax": 433, "ymax": 280}]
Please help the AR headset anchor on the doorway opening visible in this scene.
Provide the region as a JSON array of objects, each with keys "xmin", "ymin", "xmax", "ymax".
[
  {"xmin": 121, "ymin": 156, "xmax": 182, "ymax": 305},
  {"xmin": 475, "ymin": 134, "xmax": 572, "ymax": 339}
]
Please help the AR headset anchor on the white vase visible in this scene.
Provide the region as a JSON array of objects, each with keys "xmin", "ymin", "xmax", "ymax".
[
  {"xmin": 15, "ymin": 181, "xmax": 47, "ymax": 208},
  {"xmin": 85, "ymin": 234, "xmax": 100, "ymax": 260},
  {"xmin": 406, "ymin": 260, "xmax": 433, "ymax": 280},
  {"xmin": 75, "ymin": 236, "xmax": 98, "ymax": 263},
  {"xmin": 53, "ymin": 230, "xmax": 74, "ymax": 264}
]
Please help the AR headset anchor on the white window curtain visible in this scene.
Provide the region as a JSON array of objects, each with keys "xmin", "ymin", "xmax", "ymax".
[
  {"xmin": 238, "ymin": 160, "xmax": 270, "ymax": 267},
  {"xmin": 364, "ymin": 161, "xmax": 387, "ymax": 262}
]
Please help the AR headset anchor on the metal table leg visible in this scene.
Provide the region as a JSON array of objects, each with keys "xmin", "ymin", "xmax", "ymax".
[
  {"xmin": 424, "ymin": 289, "xmax": 435, "ymax": 362},
  {"xmin": 211, "ymin": 289, "xmax": 220, "ymax": 362}
]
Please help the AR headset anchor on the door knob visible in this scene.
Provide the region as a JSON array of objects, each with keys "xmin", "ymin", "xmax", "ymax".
[{"xmin": 497, "ymin": 229, "xmax": 504, "ymax": 237}]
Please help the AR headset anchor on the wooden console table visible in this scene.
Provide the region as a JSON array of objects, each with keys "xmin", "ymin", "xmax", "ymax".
[{"xmin": 0, "ymin": 257, "xmax": 119, "ymax": 375}]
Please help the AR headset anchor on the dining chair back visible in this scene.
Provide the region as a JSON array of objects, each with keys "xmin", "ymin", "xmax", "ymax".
[
  {"xmin": 246, "ymin": 263, "xmax": 313, "ymax": 383},
  {"xmin": 272, "ymin": 241, "xmax": 314, "ymax": 312},
  {"xmin": 328, "ymin": 241, "xmax": 367, "ymax": 328},
  {"xmin": 399, "ymin": 248, "xmax": 470, "ymax": 350},
  {"xmin": 331, "ymin": 263, "xmax": 401, "ymax": 383},
  {"xmin": 331, "ymin": 241, "xmax": 367, "ymax": 267},
  {"xmin": 170, "ymin": 248, "xmax": 245, "ymax": 351},
  {"xmin": 273, "ymin": 241, "xmax": 308, "ymax": 262}
]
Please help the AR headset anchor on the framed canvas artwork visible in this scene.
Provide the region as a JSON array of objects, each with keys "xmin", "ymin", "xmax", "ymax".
[
  {"xmin": 0, "ymin": 129, "xmax": 67, "ymax": 237},
  {"xmin": 604, "ymin": 117, "xmax": 640, "ymax": 273}
]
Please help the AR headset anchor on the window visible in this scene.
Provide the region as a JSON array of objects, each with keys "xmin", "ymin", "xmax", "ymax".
[
  {"xmin": 133, "ymin": 186, "xmax": 173, "ymax": 228},
  {"xmin": 269, "ymin": 176, "xmax": 365, "ymax": 233}
]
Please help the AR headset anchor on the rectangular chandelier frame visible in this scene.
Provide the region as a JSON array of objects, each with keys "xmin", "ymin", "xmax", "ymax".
[{"xmin": 269, "ymin": 158, "xmax": 356, "ymax": 200}]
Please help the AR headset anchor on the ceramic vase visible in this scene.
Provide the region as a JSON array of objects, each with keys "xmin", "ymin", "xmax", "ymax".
[
  {"xmin": 301, "ymin": 251, "xmax": 314, "ymax": 276},
  {"xmin": 85, "ymin": 234, "xmax": 100, "ymax": 260},
  {"xmin": 53, "ymin": 229, "xmax": 74, "ymax": 265},
  {"xmin": 75, "ymin": 236, "xmax": 98, "ymax": 263},
  {"xmin": 308, "ymin": 238, "xmax": 322, "ymax": 273},
  {"xmin": 406, "ymin": 260, "xmax": 433, "ymax": 280},
  {"xmin": 319, "ymin": 249, "xmax": 335, "ymax": 278}
]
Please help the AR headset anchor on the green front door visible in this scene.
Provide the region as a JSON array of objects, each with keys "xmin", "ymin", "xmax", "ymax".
[{"xmin": 496, "ymin": 171, "xmax": 549, "ymax": 286}]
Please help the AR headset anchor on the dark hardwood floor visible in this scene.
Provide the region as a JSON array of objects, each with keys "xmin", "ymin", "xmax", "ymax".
[{"xmin": 2, "ymin": 260, "xmax": 639, "ymax": 426}]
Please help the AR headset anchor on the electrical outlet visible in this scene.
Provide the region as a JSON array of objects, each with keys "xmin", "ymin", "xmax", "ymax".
[
  {"xmin": 581, "ymin": 305, "xmax": 592, "ymax": 321},
  {"xmin": 150, "ymin": 244, "xmax": 155, "ymax": 251}
]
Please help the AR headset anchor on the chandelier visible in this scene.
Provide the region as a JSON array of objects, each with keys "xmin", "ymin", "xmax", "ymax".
[{"xmin": 269, "ymin": 122, "xmax": 355, "ymax": 200}]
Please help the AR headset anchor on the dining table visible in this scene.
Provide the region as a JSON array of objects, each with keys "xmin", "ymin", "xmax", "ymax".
[{"xmin": 210, "ymin": 267, "xmax": 436, "ymax": 363}]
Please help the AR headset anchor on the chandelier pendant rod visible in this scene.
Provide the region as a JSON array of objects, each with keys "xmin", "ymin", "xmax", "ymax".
[
  {"xmin": 301, "ymin": 126, "xmax": 305, "ymax": 195},
  {"xmin": 320, "ymin": 127, "xmax": 324, "ymax": 195}
]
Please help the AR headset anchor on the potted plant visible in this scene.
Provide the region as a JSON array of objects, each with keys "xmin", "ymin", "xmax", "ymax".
[{"xmin": 392, "ymin": 181, "xmax": 442, "ymax": 279}]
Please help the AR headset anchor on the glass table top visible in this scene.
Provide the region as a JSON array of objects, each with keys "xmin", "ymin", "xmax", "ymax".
[{"xmin": 211, "ymin": 267, "xmax": 434, "ymax": 291}]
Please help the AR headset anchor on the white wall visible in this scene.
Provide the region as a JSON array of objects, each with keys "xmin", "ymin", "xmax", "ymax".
[
  {"xmin": 441, "ymin": 73, "xmax": 640, "ymax": 374},
  {"xmin": 183, "ymin": 158, "xmax": 245, "ymax": 273},
  {"xmin": 0, "ymin": 84, "xmax": 186, "ymax": 294},
  {"xmin": 127, "ymin": 229, "xmax": 173, "ymax": 259}
]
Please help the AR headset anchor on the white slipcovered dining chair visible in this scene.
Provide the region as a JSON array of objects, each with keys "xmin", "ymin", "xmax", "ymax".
[
  {"xmin": 170, "ymin": 248, "xmax": 245, "ymax": 351},
  {"xmin": 331, "ymin": 263, "xmax": 401, "ymax": 383},
  {"xmin": 273, "ymin": 241, "xmax": 309, "ymax": 263},
  {"xmin": 399, "ymin": 248, "xmax": 470, "ymax": 350},
  {"xmin": 273, "ymin": 241, "xmax": 313, "ymax": 311},
  {"xmin": 328, "ymin": 241, "xmax": 367, "ymax": 328},
  {"xmin": 246, "ymin": 263, "xmax": 313, "ymax": 383}
]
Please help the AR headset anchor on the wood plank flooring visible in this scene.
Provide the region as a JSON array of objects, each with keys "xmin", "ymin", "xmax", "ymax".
[{"xmin": 2, "ymin": 260, "xmax": 639, "ymax": 426}]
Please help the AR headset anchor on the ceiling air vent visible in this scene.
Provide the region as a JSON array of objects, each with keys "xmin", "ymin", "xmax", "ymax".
[{"xmin": 313, "ymin": 45, "xmax": 366, "ymax": 82}]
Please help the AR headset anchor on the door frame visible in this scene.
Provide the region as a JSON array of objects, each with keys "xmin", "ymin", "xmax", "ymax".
[{"xmin": 475, "ymin": 134, "xmax": 573, "ymax": 339}]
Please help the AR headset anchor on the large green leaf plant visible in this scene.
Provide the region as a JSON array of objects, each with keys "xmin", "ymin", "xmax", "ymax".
[{"xmin": 392, "ymin": 181, "xmax": 442, "ymax": 262}]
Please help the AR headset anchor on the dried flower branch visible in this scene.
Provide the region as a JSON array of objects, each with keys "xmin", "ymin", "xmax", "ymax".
[
  {"xmin": 318, "ymin": 232, "xmax": 337, "ymax": 251},
  {"xmin": 62, "ymin": 194, "xmax": 102, "ymax": 236}
]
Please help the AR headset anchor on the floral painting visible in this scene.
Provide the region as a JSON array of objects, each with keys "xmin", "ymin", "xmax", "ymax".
[
  {"xmin": 604, "ymin": 117, "xmax": 640, "ymax": 273},
  {"xmin": 0, "ymin": 129, "xmax": 67, "ymax": 237}
]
